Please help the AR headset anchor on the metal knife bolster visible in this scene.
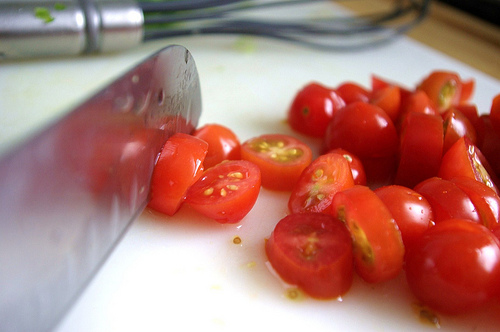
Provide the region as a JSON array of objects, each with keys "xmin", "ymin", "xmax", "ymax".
[
  {"xmin": 0, "ymin": 0, "xmax": 143, "ymax": 58},
  {"xmin": 0, "ymin": 45, "xmax": 201, "ymax": 332}
]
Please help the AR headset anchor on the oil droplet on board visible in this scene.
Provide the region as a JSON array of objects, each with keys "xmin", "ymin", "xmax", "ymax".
[{"xmin": 232, "ymin": 235, "xmax": 242, "ymax": 245}]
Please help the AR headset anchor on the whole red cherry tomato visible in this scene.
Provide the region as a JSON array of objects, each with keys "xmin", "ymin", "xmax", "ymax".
[
  {"xmin": 192, "ymin": 123, "xmax": 241, "ymax": 169},
  {"xmin": 265, "ymin": 213, "xmax": 354, "ymax": 299},
  {"xmin": 186, "ymin": 160, "xmax": 261, "ymax": 223},
  {"xmin": 405, "ymin": 219, "xmax": 500, "ymax": 315},
  {"xmin": 288, "ymin": 82, "xmax": 345, "ymax": 137},
  {"xmin": 241, "ymin": 134, "xmax": 312, "ymax": 191}
]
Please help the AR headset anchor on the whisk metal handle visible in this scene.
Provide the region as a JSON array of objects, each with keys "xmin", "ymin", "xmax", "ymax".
[{"xmin": 0, "ymin": 0, "xmax": 143, "ymax": 59}]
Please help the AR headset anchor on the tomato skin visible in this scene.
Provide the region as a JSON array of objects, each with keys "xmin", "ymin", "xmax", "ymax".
[
  {"xmin": 374, "ymin": 185, "xmax": 433, "ymax": 251},
  {"xmin": 336, "ymin": 82, "xmax": 370, "ymax": 104},
  {"xmin": 416, "ymin": 70, "xmax": 463, "ymax": 112},
  {"xmin": 414, "ymin": 177, "xmax": 481, "ymax": 224},
  {"xmin": 476, "ymin": 115, "xmax": 500, "ymax": 181},
  {"xmin": 332, "ymin": 185, "xmax": 405, "ymax": 283},
  {"xmin": 322, "ymin": 101, "xmax": 399, "ymax": 159},
  {"xmin": 405, "ymin": 219, "xmax": 500, "ymax": 315},
  {"xmin": 265, "ymin": 213, "xmax": 354, "ymax": 299},
  {"xmin": 395, "ymin": 112, "xmax": 443, "ymax": 188},
  {"xmin": 369, "ymin": 85, "xmax": 401, "ymax": 122},
  {"xmin": 148, "ymin": 133, "xmax": 208, "ymax": 216},
  {"xmin": 438, "ymin": 136, "xmax": 499, "ymax": 195},
  {"xmin": 442, "ymin": 107, "xmax": 477, "ymax": 153},
  {"xmin": 240, "ymin": 134, "xmax": 312, "ymax": 191},
  {"xmin": 490, "ymin": 93, "xmax": 500, "ymax": 133},
  {"xmin": 192, "ymin": 123, "xmax": 241, "ymax": 169},
  {"xmin": 288, "ymin": 152, "xmax": 354, "ymax": 215},
  {"xmin": 288, "ymin": 82, "xmax": 346, "ymax": 137},
  {"xmin": 327, "ymin": 148, "xmax": 367, "ymax": 186},
  {"xmin": 186, "ymin": 160, "xmax": 261, "ymax": 223}
]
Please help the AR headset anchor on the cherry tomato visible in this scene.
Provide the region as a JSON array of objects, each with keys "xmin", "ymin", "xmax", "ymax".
[
  {"xmin": 453, "ymin": 103, "xmax": 480, "ymax": 132},
  {"xmin": 459, "ymin": 78, "xmax": 475, "ymax": 103},
  {"xmin": 395, "ymin": 112, "xmax": 443, "ymax": 188},
  {"xmin": 288, "ymin": 152, "xmax": 354, "ymax": 215},
  {"xmin": 438, "ymin": 137, "xmax": 499, "ymax": 195},
  {"xmin": 405, "ymin": 219, "xmax": 500, "ymax": 315},
  {"xmin": 336, "ymin": 82, "xmax": 370, "ymax": 104},
  {"xmin": 442, "ymin": 107, "xmax": 477, "ymax": 153},
  {"xmin": 374, "ymin": 185, "xmax": 433, "ymax": 251},
  {"xmin": 265, "ymin": 213, "xmax": 354, "ymax": 299},
  {"xmin": 490, "ymin": 93, "xmax": 500, "ymax": 132},
  {"xmin": 327, "ymin": 148, "xmax": 367, "ymax": 186},
  {"xmin": 476, "ymin": 115, "xmax": 500, "ymax": 183},
  {"xmin": 241, "ymin": 134, "xmax": 312, "ymax": 191},
  {"xmin": 322, "ymin": 101, "xmax": 398, "ymax": 159},
  {"xmin": 399, "ymin": 90, "xmax": 438, "ymax": 117},
  {"xmin": 332, "ymin": 185, "xmax": 404, "ymax": 283},
  {"xmin": 287, "ymin": 82, "xmax": 345, "ymax": 137},
  {"xmin": 192, "ymin": 123, "xmax": 241, "ymax": 169},
  {"xmin": 148, "ymin": 133, "xmax": 208, "ymax": 216},
  {"xmin": 416, "ymin": 70, "xmax": 463, "ymax": 112},
  {"xmin": 369, "ymin": 85, "xmax": 401, "ymax": 122},
  {"xmin": 451, "ymin": 177, "xmax": 500, "ymax": 230},
  {"xmin": 186, "ymin": 160, "xmax": 261, "ymax": 223},
  {"xmin": 414, "ymin": 177, "xmax": 481, "ymax": 224}
]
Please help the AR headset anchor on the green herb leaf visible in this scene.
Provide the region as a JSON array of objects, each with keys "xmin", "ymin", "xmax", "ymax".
[{"xmin": 34, "ymin": 7, "xmax": 54, "ymax": 23}]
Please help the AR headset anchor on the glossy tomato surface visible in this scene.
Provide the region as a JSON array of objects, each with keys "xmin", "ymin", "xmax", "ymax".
[
  {"xmin": 442, "ymin": 107, "xmax": 477, "ymax": 153},
  {"xmin": 186, "ymin": 160, "xmax": 261, "ymax": 223},
  {"xmin": 288, "ymin": 152, "xmax": 354, "ymax": 215},
  {"xmin": 192, "ymin": 123, "xmax": 241, "ymax": 168},
  {"xmin": 288, "ymin": 82, "xmax": 345, "ymax": 137},
  {"xmin": 148, "ymin": 133, "xmax": 208, "ymax": 216},
  {"xmin": 265, "ymin": 213, "xmax": 353, "ymax": 299},
  {"xmin": 336, "ymin": 82, "xmax": 370, "ymax": 104},
  {"xmin": 332, "ymin": 185, "xmax": 404, "ymax": 283},
  {"xmin": 416, "ymin": 70, "xmax": 463, "ymax": 112},
  {"xmin": 327, "ymin": 148, "xmax": 367, "ymax": 186},
  {"xmin": 241, "ymin": 134, "xmax": 312, "ymax": 191},
  {"xmin": 369, "ymin": 85, "xmax": 401, "ymax": 122},
  {"xmin": 405, "ymin": 219, "xmax": 500, "ymax": 315}
]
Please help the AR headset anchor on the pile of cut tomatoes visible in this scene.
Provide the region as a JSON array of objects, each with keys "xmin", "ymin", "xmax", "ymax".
[{"xmin": 148, "ymin": 70, "xmax": 500, "ymax": 318}]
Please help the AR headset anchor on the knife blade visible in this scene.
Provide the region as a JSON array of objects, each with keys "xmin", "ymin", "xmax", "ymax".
[{"xmin": 0, "ymin": 45, "xmax": 201, "ymax": 332}]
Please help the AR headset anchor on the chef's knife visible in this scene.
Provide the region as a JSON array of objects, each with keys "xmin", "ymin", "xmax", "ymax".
[{"xmin": 0, "ymin": 45, "xmax": 201, "ymax": 332}]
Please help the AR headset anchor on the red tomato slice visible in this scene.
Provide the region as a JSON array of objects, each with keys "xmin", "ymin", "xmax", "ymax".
[
  {"xmin": 185, "ymin": 160, "xmax": 261, "ymax": 223},
  {"xmin": 438, "ymin": 136, "xmax": 499, "ymax": 195},
  {"xmin": 476, "ymin": 115, "xmax": 500, "ymax": 182},
  {"xmin": 459, "ymin": 78, "xmax": 475, "ymax": 103},
  {"xmin": 336, "ymin": 82, "xmax": 370, "ymax": 104},
  {"xmin": 451, "ymin": 177, "xmax": 500, "ymax": 230},
  {"xmin": 442, "ymin": 107, "xmax": 477, "ymax": 153},
  {"xmin": 288, "ymin": 152, "xmax": 354, "ymax": 215},
  {"xmin": 241, "ymin": 134, "xmax": 312, "ymax": 191},
  {"xmin": 405, "ymin": 219, "xmax": 500, "ymax": 315},
  {"xmin": 332, "ymin": 185, "xmax": 405, "ymax": 283},
  {"xmin": 327, "ymin": 148, "xmax": 367, "ymax": 186},
  {"xmin": 265, "ymin": 212, "xmax": 354, "ymax": 299},
  {"xmin": 287, "ymin": 82, "xmax": 345, "ymax": 138},
  {"xmin": 374, "ymin": 185, "xmax": 433, "ymax": 251},
  {"xmin": 416, "ymin": 70, "xmax": 463, "ymax": 112},
  {"xmin": 414, "ymin": 177, "xmax": 481, "ymax": 224},
  {"xmin": 395, "ymin": 112, "xmax": 443, "ymax": 188},
  {"xmin": 490, "ymin": 93, "xmax": 500, "ymax": 133},
  {"xmin": 369, "ymin": 85, "xmax": 401, "ymax": 122},
  {"xmin": 453, "ymin": 103, "xmax": 480, "ymax": 133},
  {"xmin": 192, "ymin": 123, "xmax": 241, "ymax": 169},
  {"xmin": 322, "ymin": 101, "xmax": 399, "ymax": 159},
  {"xmin": 148, "ymin": 133, "xmax": 208, "ymax": 216}
]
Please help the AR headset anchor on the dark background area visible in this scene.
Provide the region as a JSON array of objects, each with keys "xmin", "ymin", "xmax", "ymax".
[{"xmin": 437, "ymin": 0, "xmax": 500, "ymax": 26}]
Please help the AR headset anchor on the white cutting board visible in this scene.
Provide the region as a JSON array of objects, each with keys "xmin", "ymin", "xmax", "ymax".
[{"xmin": 1, "ymin": 32, "xmax": 500, "ymax": 332}]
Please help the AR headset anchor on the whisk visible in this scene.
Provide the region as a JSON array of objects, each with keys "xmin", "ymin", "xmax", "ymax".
[{"xmin": 0, "ymin": 0, "xmax": 430, "ymax": 59}]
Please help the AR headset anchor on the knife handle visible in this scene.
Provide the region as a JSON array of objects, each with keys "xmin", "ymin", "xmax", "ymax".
[{"xmin": 0, "ymin": 0, "xmax": 144, "ymax": 59}]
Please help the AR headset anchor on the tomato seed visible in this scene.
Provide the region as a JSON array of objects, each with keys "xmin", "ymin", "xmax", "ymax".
[
  {"xmin": 228, "ymin": 171, "xmax": 244, "ymax": 179},
  {"xmin": 220, "ymin": 188, "xmax": 227, "ymax": 197},
  {"xmin": 203, "ymin": 187, "xmax": 214, "ymax": 195},
  {"xmin": 226, "ymin": 184, "xmax": 239, "ymax": 191}
]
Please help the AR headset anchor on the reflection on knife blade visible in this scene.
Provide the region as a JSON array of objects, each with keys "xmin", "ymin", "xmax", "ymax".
[{"xmin": 0, "ymin": 45, "xmax": 201, "ymax": 332}]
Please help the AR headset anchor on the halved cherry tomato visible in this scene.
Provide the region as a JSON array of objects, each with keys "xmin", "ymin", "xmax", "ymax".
[
  {"xmin": 287, "ymin": 82, "xmax": 345, "ymax": 137},
  {"xmin": 186, "ymin": 160, "xmax": 261, "ymax": 223},
  {"xmin": 288, "ymin": 152, "xmax": 354, "ymax": 215},
  {"xmin": 241, "ymin": 134, "xmax": 312, "ymax": 191},
  {"xmin": 438, "ymin": 136, "xmax": 499, "ymax": 194},
  {"xmin": 265, "ymin": 212, "xmax": 354, "ymax": 299},
  {"xmin": 405, "ymin": 219, "xmax": 500, "ymax": 315},
  {"xmin": 476, "ymin": 115, "xmax": 500, "ymax": 181},
  {"xmin": 451, "ymin": 177, "xmax": 500, "ymax": 230},
  {"xmin": 459, "ymin": 78, "xmax": 475, "ymax": 103},
  {"xmin": 327, "ymin": 148, "xmax": 367, "ymax": 186},
  {"xmin": 414, "ymin": 177, "xmax": 481, "ymax": 224},
  {"xmin": 490, "ymin": 93, "xmax": 500, "ymax": 132},
  {"xmin": 442, "ymin": 107, "xmax": 477, "ymax": 153},
  {"xmin": 148, "ymin": 133, "xmax": 208, "ymax": 216},
  {"xmin": 374, "ymin": 185, "xmax": 433, "ymax": 251},
  {"xmin": 322, "ymin": 101, "xmax": 398, "ymax": 159},
  {"xmin": 332, "ymin": 185, "xmax": 404, "ymax": 283},
  {"xmin": 192, "ymin": 123, "xmax": 241, "ymax": 169},
  {"xmin": 453, "ymin": 103, "xmax": 480, "ymax": 133},
  {"xmin": 395, "ymin": 112, "xmax": 443, "ymax": 188},
  {"xmin": 416, "ymin": 70, "xmax": 463, "ymax": 112},
  {"xmin": 336, "ymin": 82, "xmax": 370, "ymax": 104},
  {"xmin": 369, "ymin": 85, "xmax": 401, "ymax": 122}
]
